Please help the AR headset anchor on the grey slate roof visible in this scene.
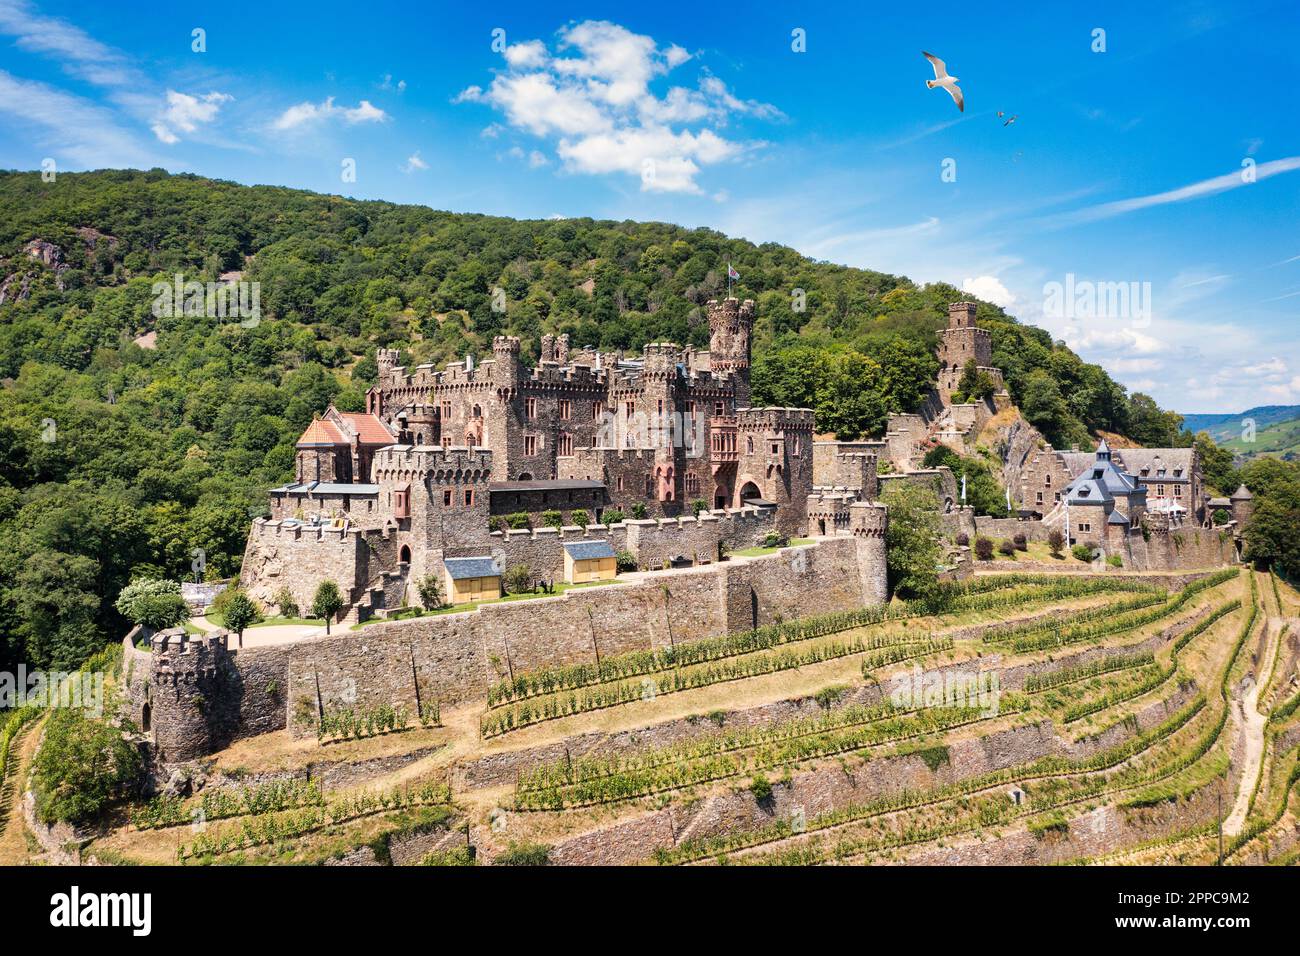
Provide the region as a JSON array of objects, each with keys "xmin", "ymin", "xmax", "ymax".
[
  {"xmin": 444, "ymin": 557, "xmax": 501, "ymax": 580},
  {"xmin": 271, "ymin": 482, "xmax": 380, "ymax": 495},
  {"xmin": 1118, "ymin": 448, "xmax": 1194, "ymax": 480},
  {"xmin": 563, "ymin": 540, "xmax": 617, "ymax": 561}
]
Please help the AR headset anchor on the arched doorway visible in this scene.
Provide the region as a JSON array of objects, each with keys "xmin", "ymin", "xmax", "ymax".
[
  {"xmin": 518, "ymin": 472, "xmax": 533, "ymax": 481},
  {"xmin": 141, "ymin": 702, "xmax": 151, "ymax": 733},
  {"xmin": 399, "ymin": 544, "xmax": 411, "ymax": 565},
  {"xmin": 739, "ymin": 481, "xmax": 762, "ymax": 504}
]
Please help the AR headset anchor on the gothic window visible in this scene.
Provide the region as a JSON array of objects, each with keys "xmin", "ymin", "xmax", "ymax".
[
  {"xmin": 686, "ymin": 474, "xmax": 701, "ymax": 495},
  {"xmin": 559, "ymin": 399, "xmax": 571, "ymax": 420},
  {"xmin": 625, "ymin": 400, "xmax": 635, "ymax": 417},
  {"xmin": 441, "ymin": 401, "xmax": 452, "ymax": 419},
  {"xmin": 557, "ymin": 432, "xmax": 573, "ymax": 456},
  {"xmin": 592, "ymin": 402, "xmax": 602, "ymax": 421},
  {"xmin": 746, "ymin": 436, "xmax": 754, "ymax": 454},
  {"xmin": 1045, "ymin": 474, "xmax": 1051, "ymax": 486},
  {"xmin": 472, "ymin": 404, "xmax": 482, "ymax": 418},
  {"xmin": 525, "ymin": 398, "xmax": 537, "ymax": 419},
  {"xmin": 524, "ymin": 435, "xmax": 537, "ymax": 456}
]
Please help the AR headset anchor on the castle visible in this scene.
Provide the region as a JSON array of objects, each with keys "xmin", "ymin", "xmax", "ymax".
[
  {"xmin": 131, "ymin": 297, "xmax": 1245, "ymax": 767},
  {"xmin": 240, "ymin": 297, "xmax": 889, "ymax": 621}
]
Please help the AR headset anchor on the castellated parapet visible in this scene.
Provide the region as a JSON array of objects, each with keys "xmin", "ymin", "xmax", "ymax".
[{"xmin": 149, "ymin": 628, "xmax": 231, "ymax": 763}]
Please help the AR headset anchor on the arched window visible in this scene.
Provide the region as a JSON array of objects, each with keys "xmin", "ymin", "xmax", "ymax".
[
  {"xmin": 746, "ymin": 436, "xmax": 754, "ymax": 454},
  {"xmin": 399, "ymin": 544, "xmax": 411, "ymax": 564}
]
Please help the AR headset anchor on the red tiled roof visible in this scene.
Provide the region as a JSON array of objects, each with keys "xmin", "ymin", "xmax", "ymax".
[
  {"xmin": 337, "ymin": 412, "xmax": 396, "ymax": 445},
  {"xmin": 297, "ymin": 418, "xmax": 346, "ymax": 446}
]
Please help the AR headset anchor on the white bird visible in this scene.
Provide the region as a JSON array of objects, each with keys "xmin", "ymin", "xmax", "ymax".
[{"xmin": 922, "ymin": 51, "xmax": 963, "ymax": 112}]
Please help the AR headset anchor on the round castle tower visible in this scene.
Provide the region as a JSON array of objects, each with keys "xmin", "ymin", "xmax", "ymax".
[
  {"xmin": 149, "ymin": 628, "xmax": 231, "ymax": 763},
  {"xmin": 708, "ymin": 298, "xmax": 755, "ymax": 407},
  {"xmin": 849, "ymin": 501, "xmax": 889, "ymax": 605}
]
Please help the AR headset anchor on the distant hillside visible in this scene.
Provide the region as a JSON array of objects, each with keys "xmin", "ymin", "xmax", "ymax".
[
  {"xmin": 1219, "ymin": 416, "xmax": 1300, "ymax": 461},
  {"xmin": 1181, "ymin": 405, "xmax": 1300, "ymax": 443}
]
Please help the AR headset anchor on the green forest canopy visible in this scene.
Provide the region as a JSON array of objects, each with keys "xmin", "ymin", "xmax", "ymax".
[{"xmin": 0, "ymin": 168, "xmax": 1290, "ymax": 671}]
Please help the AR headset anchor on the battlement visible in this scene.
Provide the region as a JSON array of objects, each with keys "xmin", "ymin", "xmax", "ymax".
[
  {"xmin": 736, "ymin": 407, "xmax": 816, "ymax": 430},
  {"xmin": 849, "ymin": 500, "xmax": 888, "ymax": 538},
  {"xmin": 707, "ymin": 297, "xmax": 756, "ymax": 326},
  {"xmin": 151, "ymin": 627, "xmax": 229, "ymax": 684},
  {"xmin": 493, "ymin": 335, "xmax": 522, "ymax": 355},
  {"xmin": 371, "ymin": 445, "xmax": 492, "ymax": 481},
  {"xmin": 250, "ymin": 517, "xmax": 367, "ymax": 542},
  {"xmin": 948, "ymin": 301, "xmax": 979, "ymax": 329}
]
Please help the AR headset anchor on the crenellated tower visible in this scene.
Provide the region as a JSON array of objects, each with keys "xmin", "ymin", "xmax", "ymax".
[
  {"xmin": 149, "ymin": 629, "xmax": 232, "ymax": 763},
  {"xmin": 708, "ymin": 298, "xmax": 755, "ymax": 408}
]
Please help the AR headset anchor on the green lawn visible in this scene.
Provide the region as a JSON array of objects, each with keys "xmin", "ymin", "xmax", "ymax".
[
  {"xmin": 732, "ymin": 538, "xmax": 814, "ymax": 558},
  {"xmin": 206, "ymin": 610, "xmax": 324, "ymax": 629}
]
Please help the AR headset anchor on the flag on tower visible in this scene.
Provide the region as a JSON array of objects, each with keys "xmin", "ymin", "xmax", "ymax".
[{"xmin": 727, "ymin": 263, "xmax": 740, "ymax": 280}]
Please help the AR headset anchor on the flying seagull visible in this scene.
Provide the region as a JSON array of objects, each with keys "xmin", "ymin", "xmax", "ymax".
[
  {"xmin": 922, "ymin": 51, "xmax": 963, "ymax": 112},
  {"xmin": 997, "ymin": 111, "xmax": 1019, "ymax": 126}
]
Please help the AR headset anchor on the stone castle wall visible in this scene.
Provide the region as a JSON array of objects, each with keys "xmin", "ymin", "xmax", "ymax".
[{"xmin": 280, "ymin": 537, "xmax": 876, "ymax": 737}]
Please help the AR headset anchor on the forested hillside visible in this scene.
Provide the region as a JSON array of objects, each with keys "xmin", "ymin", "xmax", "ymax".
[{"xmin": 1, "ymin": 168, "xmax": 1289, "ymax": 672}]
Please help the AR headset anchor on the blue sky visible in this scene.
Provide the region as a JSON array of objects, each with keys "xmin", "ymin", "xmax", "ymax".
[{"xmin": 0, "ymin": 0, "xmax": 1297, "ymax": 414}]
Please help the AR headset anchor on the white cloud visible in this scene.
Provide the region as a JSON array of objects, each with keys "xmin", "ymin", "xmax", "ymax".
[
  {"xmin": 504, "ymin": 40, "xmax": 548, "ymax": 69},
  {"xmin": 457, "ymin": 19, "xmax": 778, "ymax": 193},
  {"xmin": 402, "ymin": 151, "xmax": 428, "ymax": 173},
  {"xmin": 962, "ymin": 275, "xmax": 1015, "ymax": 308},
  {"xmin": 528, "ymin": 149, "xmax": 548, "ymax": 168},
  {"xmin": 273, "ymin": 97, "xmax": 388, "ymax": 130},
  {"xmin": 151, "ymin": 90, "xmax": 232, "ymax": 144}
]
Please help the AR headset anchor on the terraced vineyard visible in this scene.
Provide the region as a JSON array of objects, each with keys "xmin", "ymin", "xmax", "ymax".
[{"xmin": 18, "ymin": 567, "xmax": 1299, "ymax": 866}]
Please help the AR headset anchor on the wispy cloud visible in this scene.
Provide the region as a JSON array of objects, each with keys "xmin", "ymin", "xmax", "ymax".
[
  {"xmin": 1064, "ymin": 157, "xmax": 1300, "ymax": 224},
  {"xmin": 0, "ymin": 68, "xmax": 158, "ymax": 166}
]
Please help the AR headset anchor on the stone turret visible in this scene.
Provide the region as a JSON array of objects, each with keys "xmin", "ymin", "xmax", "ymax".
[
  {"xmin": 149, "ymin": 629, "xmax": 231, "ymax": 763},
  {"xmin": 1230, "ymin": 484, "xmax": 1254, "ymax": 528},
  {"xmin": 492, "ymin": 335, "xmax": 522, "ymax": 393},
  {"xmin": 849, "ymin": 501, "xmax": 889, "ymax": 605},
  {"xmin": 708, "ymin": 297, "xmax": 755, "ymax": 407},
  {"xmin": 936, "ymin": 301, "xmax": 1006, "ymax": 406}
]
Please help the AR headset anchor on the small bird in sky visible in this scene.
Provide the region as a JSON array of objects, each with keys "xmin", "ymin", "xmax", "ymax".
[
  {"xmin": 922, "ymin": 51, "xmax": 963, "ymax": 112},
  {"xmin": 998, "ymin": 111, "xmax": 1019, "ymax": 127}
]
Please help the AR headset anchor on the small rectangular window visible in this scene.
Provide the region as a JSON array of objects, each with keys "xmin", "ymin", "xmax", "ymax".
[{"xmin": 443, "ymin": 489, "xmax": 452, "ymax": 507}]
